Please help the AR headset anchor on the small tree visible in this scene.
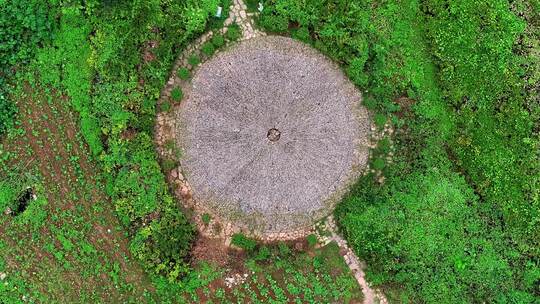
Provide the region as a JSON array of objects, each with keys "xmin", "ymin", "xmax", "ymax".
[{"xmin": 231, "ymin": 233, "xmax": 257, "ymax": 251}]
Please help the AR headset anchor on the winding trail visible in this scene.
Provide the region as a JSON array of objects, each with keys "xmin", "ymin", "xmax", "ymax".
[{"xmin": 317, "ymin": 216, "xmax": 389, "ymax": 304}]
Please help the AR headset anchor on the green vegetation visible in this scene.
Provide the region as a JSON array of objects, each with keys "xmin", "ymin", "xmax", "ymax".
[
  {"xmin": 188, "ymin": 55, "xmax": 201, "ymax": 67},
  {"xmin": 245, "ymin": 0, "xmax": 261, "ymax": 13},
  {"xmin": 211, "ymin": 34, "xmax": 226, "ymax": 48},
  {"xmin": 0, "ymin": 0, "xmax": 58, "ymax": 137},
  {"xmin": 226, "ymin": 23, "xmax": 242, "ymax": 41},
  {"xmin": 180, "ymin": 241, "xmax": 363, "ymax": 303},
  {"xmin": 306, "ymin": 234, "xmax": 318, "ymax": 248},
  {"xmin": 1, "ymin": 0, "xmax": 225, "ymax": 297},
  {"xmin": 201, "ymin": 213, "xmax": 211, "ymax": 225},
  {"xmin": 0, "ymin": 84, "xmax": 154, "ymax": 301},
  {"xmin": 259, "ymin": 0, "xmax": 539, "ymax": 302},
  {"xmin": 0, "ymin": 94, "xmax": 16, "ymax": 137},
  {"xmin": 160, "ymin": 100, "xmax": 173, "ymax": 112},
  {"xmin": 171, "ymin": 87, "xmax": 184, "ymax": 103},
  {"xmin": 201, "ymin": 41, "xmax": 217, "ymax": 57},
  {"xmin": 177, "ymin": 67, "xmax": 191, "ymax": 80},
  {"xmin": 231, "ymin": 233, "xmax": 258, "ymax": 251}
]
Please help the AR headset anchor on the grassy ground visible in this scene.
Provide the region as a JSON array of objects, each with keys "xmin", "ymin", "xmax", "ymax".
[
  {"xmin": 0, "ymin": 82, "xmax": 153, "ymax": 303},
  {"xmin": 179, "ymin": 240, "xmax": 363, "ymax": 303}
]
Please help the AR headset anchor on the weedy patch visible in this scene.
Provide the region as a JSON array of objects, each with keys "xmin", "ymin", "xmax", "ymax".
[
  {"xmin": 179, "ymin": 239, "xmax": 363, "ymax": 303},
  {"xmin": 0, "ymin": 83, "xmax": 152, "ymax": 302}
]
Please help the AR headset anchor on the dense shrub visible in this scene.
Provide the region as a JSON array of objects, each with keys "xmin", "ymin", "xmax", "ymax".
[
  {"xmin": 0, "ymin": 0, "xmax": 57, "ymax": 71},
  {"xmin": 80, "ymin": 114, "xmax": 103, "ymax": 156},
  {"xmin": 131, "ymin": 208, "xmax": 195, "ymax": 282},
  {"xmin": 225, "ymin": 23, "xmax": 242, "ymax": 41},
  {"xmin": 201, "ymin": 41, "xmax": 216, "ymax": 56},
  {"xmin": 187, "ymin": 55, "xmax": 201, "ymax": 67},
  {"xmin": 8, "ymin": 0, "xmax": 223, "ymax": 283},
  {"xmin": 84, "ymin": 0, "xmax": 226, "ymax": 281},
  {"xmin": 338, "ymin": 169, "xmax": 527, "ymax": 302},
  {"xmin": 211, "ymin": 34, "xmax": 225, "ymax": 48},
  {"xmin": 177, "ymin": 67, "xmax": 191, "ymax": 80},
  {"xmin": 423, "ymin": 0, "xmax": 540, "ymax": 246},
  {"xmin": 171, "ymin": 87, "xmax": 184, "ymax": 103},
  {"xmin": 306, "ymin": 234, "xmax": 317, "ymax": 248},
  {"xmin": 160, "ymin": 100, "xmax": 172, "ymax": 112}
]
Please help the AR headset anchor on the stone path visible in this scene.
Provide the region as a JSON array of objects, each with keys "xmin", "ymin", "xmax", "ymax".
[
  {"xmin": 227, "ymin": 0, "xmax": 265, "ymax": 40},
  {"xmin": 317, "ymin": 216, "xmax": 389, "ymax": 304}
]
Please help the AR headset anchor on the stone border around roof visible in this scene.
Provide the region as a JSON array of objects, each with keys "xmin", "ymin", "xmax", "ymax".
[
  {"xmin": 174, "ymin": 35, "xmax": 371, "ymax": 235},
  {"xmin": 154, "ymin": 0, "xmax": 385, "ymax": 243}
]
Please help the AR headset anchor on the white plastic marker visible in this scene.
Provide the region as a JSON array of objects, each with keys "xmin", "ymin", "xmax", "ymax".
[
  {"xmin": 216, "ymin": 6, "xmax": 223, "ymax": 18},
  {"xmin": 258, "ymin": 2, "xmax": 264, "ymax": 12}
]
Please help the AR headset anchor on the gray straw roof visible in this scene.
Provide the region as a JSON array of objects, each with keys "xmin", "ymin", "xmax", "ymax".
[{"xmin": 176, "ymin": 36, "xmax": 370, "ymax": 233}]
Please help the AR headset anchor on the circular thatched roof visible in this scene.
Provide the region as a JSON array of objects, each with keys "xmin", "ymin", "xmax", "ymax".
[{"xmin": 176, "ymin": 36, "xmax": 370, "ymax": 233}]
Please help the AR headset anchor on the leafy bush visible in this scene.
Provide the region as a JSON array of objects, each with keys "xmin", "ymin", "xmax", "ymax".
[
  {"xmin": 0, "ymin": 0, "xmax": 57, "ymax": 71},
  {"xmin": 278, "ymin": 241, "xmax": 290, "ymax": 256},
  {"xmin": 371, "ymin": 158, "xmax": 385, "ymax": 171},
  {"xmin": 132, "ymin": 209, "xmax": 195, "ymax": 282},
  {"xmin": 177, "ymin": 67, "xmax": 190, "ymax": 80},
  {"xmin": 211, "ymin": 35, "xmax": 225, "ymax": 48},
  {"xmin": 80, "ymin": 113, "xmax": 103, "ymax": 156},
  {"xmin": 188, "ymin": 55, "xmax": 201, "ymax": 67},
  {"xmin": 160, "ymin": 101, "xmax": 172, "ymax": 112},
  {"xmin": 306, "ymin": 234, "xmax": 317, "ymax": 248},
  {"xmin": 254, "ymin": 246, "xmax": 271, "ymax": 261},
  {"xmin": 201, "ymin": 42, "xmax": 216, "ymax": 57},
  {"xmin": 373, "ymin": 113, "xmax": 386, "ymax": 128},
  {"xmin": 170, "ymin": 87, "xmax": 184, "ymax": 103},
  {"xmin": 225, "ymin": 23, "xmax": 242, "ymax": 41},
  {"xmin": 231, "ymin": 233, "xmax": 257, "ymax": 251},
  {"xmin": 244, "ymin": 0, "xmax": 260, "ymax": 12}
]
